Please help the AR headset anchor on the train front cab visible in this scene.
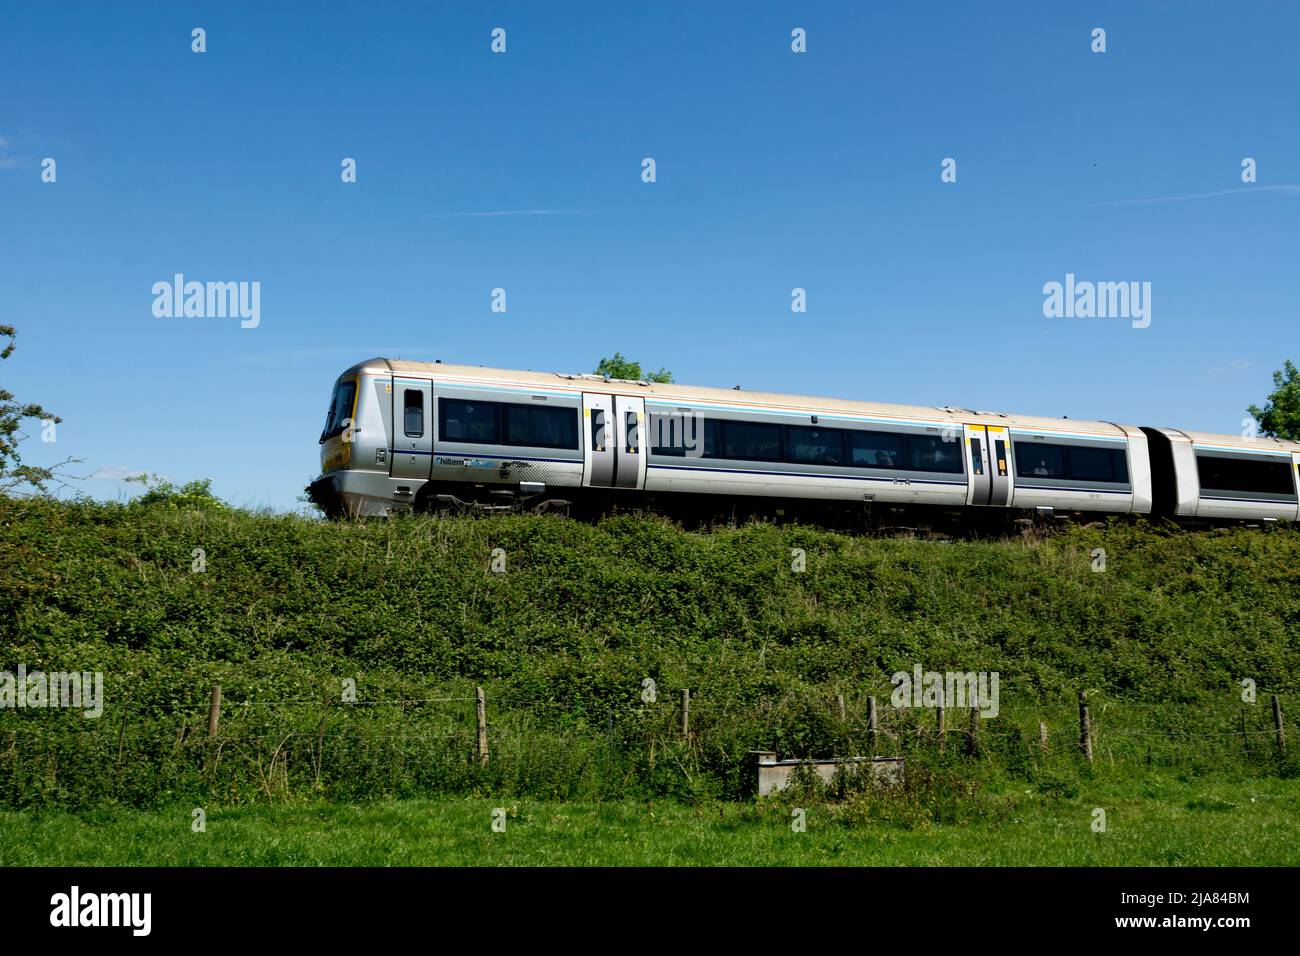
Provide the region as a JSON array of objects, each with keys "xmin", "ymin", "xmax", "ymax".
[{"xmin": 311, "ymin": 366, "xmax": 418, "ymax": 518}]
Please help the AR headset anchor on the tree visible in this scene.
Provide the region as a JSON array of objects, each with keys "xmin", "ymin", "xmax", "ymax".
[
  {"xmin": 123, "ymin": 473, "xmax": 228, "ymax": 511},
  {"xmin": 0, "ymin": 325, "xmax": 78, "ymax": 494},
  {"xmin": 1248, "ymin": 360, "xmax": 1300, "ymax": 441},
  {"xmin": 594, "ymin": 352, "xmax": 673, "ymax": 384}
]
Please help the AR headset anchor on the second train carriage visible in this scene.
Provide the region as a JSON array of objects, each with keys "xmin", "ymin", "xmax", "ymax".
[{"xmin": 308, "ymin": 357, "xmax": 1300, "ymax": 524}]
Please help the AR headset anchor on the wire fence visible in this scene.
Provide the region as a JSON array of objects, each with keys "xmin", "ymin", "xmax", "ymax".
[{"xmin": 2, "ymin": 680, "xmax": 1294, "ymax": 811}]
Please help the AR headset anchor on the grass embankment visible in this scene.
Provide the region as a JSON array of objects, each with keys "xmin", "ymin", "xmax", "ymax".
[{"xmin": 0, "ymin": 496, "xmax": 1297, "ymax": 865}]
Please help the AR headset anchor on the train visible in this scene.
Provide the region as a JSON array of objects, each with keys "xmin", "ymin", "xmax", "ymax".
[{"xmin": 307, "ymin": 357, "xmax": 1300, "ymax": 527}]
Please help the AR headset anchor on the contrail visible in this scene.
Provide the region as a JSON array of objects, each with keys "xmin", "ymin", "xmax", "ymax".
[{"xmin": 1089, "ymin": 185, "xmax": 1300, "ymax": 207}]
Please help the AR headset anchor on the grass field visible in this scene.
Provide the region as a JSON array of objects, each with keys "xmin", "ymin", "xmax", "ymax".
[{"xmin": 2, "ymin": 775, "xmax": 1296, "ymax": 866}]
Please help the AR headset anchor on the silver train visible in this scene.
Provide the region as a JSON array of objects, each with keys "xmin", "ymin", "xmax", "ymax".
[{"xmin": 308, "ymin": 357, "xmax": 1300, "ymax": 525}]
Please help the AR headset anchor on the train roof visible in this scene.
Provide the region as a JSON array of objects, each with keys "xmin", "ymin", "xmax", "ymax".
[
  {"xmin": 342, "ymin": 357, "xmax": 1300, "ymax": 453},
  {"xmin": 1173, "ymin": 429, "xmax": 1300, "ymax": 454}
]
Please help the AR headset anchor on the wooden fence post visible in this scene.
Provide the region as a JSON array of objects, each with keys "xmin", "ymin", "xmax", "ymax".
[
  {"xmin": 207, "ymin": 684, "xmax": 222, "ymax": 739},
  {"xmin": 681, "ymin": 689, "xmax": 690, "ymax": 741},
  {"xmin": 1272, "ymin": 694, "xmax": 1285, "ymax": 754},
  {"xmin": 115, "ymin": 706, "xmax": 129, "ymax": 767},
  {"xmin": 968, "ymin": 705, "xmax": 980, "ymax": 756},
  {"xmin": 937, "ymin": 695, "xmax": 946, "ymax": 755},
  {"xmin": 867, "ymin": 696, "xmax": 878, "ymax": 740},
  {"xmin": 476, "ymin": 687, "xmax": 489, "ymax": 767},
  {"xmin": 607, "ymin": 707, "xmax": 616, "ymax": 762},
  {"xmin": 1078, "ymin": 691, "xmax": 1093, "ymax": 764},
  {"xmin": 1038, "ymin": 720, "xmax": 1048, "ymax": 751},
  {"xmin": 314, "ymin": 712, "xmax": 329, "ymax": 786},
  {"xmin": 835, "ymin": 694, "xmax": 846, "ymax": 722}
]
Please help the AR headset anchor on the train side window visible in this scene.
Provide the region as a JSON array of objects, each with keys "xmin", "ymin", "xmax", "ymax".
[
  {"xmin": 1014, "ymin": 441, "xmax": 1066, "ymax": 479},
  {"xmin": 970, "ymin": 438, "xmax": 984, "ymax": 476},
  {"xmin": 1197, "ymin": 454, "xmax": 1296, "ymax": 497},
  {"xmin": 590, "ymin": 409, "xmax": 606, "ymax": 451},
  {"xmin": 701, "ymin": 419, "xmax": 722, "ymax": 458},
  {"xmin": 907, "ymin": 435, "xmax": 964, "ymax": 474},
  {"xmin": 721, "ymin": 420, "xmax": 782, "ymax": 461},
  {"xmin": 1105, "ymin": 447, "xmax": 1130, "ymax": 484},
  {"xmin": 1068, "ymin": 446, "xmax": 1117, "ymax": 482},
  {"xmin": 502, "ymin": 403, "xmax": 579, "ymax": 449},
  {"xmin": 786, "ymin": 425, "xmax": 845, "ymax": 465},
  {"xmin": 1066, "ymin": 446, "xmax": 1108, "ymax": 482},
  {"xmin": 848, "ymin": 431, "xmax": 902, "ymax": 468},
  {"xmin": 649, "ymin": 412, "xmax": 696, "ymax": 456},
  {"xmin": 439, "ymin": 398, "xmax": 499, "ymax": 444},
  {"xmin": 994, "ymin": 439, "xmax": 1008, "ymax": 476},
  {"xmin": 403, "ymin": 390, "xmax": 424, "ymax": 438},
  {"xmin": 625, "ymin": 411, "xmax": 639, "ymax": 453}
]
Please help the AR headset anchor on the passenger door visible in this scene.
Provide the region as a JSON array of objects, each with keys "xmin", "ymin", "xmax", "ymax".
[
  {"xmin": 986, "ymin": 425, "xmax": 1012, "ymax": 506},
  {"xmin": 582, "ymin": 393, "xmax": 646, "ymax": 489},
  {"xmin": 612, "ymin": 395, "xmax": 646, "ymax": 489},
  {"xmin": 390, "ymin": 378, "xmax": 432, "ymax": 480},
  {"xmin": 582, "ymin": 393, "xmax": 616, "ymax": 487},
  {"xmin": 965, "ymin": 424, "xmax": 992, "ymax": 505}
]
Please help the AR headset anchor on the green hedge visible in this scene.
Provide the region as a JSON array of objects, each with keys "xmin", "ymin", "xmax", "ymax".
[{"xmin": 1, "ymin": 496, "xmax": 1297, "ymax": 808}]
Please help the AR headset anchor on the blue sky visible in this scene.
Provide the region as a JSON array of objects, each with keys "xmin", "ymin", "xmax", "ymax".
[{"xmin": 1, "ymin": 1, "xmax": 1296, "ymax": 511}]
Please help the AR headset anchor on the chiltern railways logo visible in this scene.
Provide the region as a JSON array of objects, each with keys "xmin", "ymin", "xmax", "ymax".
[{"xmin": 50, "ymin": 886, "xmax": 151, "ymax": 936}]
